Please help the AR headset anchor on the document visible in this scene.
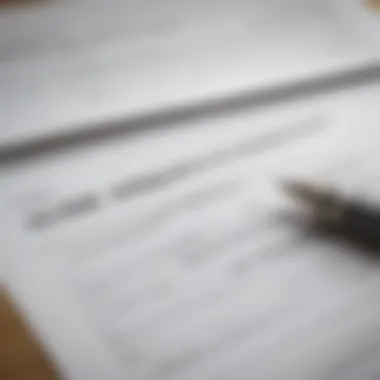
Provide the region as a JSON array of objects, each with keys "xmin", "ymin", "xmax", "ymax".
[
  {"xmin": 1, "ymin": 84, "xmax": 380, "ymax": 380},
  {"xmin": 0, "ymin": 0, "xmax": 379, "ymax": 147}
]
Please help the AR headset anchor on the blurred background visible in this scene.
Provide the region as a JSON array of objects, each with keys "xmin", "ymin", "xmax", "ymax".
[{"xmin": 0, "ymin": 0, "xmax": 379, "ymax": 149}]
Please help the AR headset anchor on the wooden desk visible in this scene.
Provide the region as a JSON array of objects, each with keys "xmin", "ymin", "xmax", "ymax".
[
  {"xmin": 0, "ymin": 286, "xmax": 61, "ymax": 380},
  {"xmin": 367, "ymin": 0, "xmax": 380, "ymax": 10}
]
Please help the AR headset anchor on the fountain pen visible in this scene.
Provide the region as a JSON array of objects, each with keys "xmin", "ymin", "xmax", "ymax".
[{"xmin": 283, "ymin": 180, "xmax": 380, "ymax": 246}]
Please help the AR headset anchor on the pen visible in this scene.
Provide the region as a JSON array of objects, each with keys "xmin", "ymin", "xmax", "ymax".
[{"xmin": 283, "ymin": 180, "xmax": 380, "ymax": 247}]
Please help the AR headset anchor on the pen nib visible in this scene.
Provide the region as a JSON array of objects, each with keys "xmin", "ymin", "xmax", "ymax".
[{"xmin": 281, "ymin": 180, "xmax": 330, "ymax": 206}]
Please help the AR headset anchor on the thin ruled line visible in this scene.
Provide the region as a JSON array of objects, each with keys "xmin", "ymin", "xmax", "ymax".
[{"xmin": 112, "ymin": 116, "xmax": 326, "ymax": 200}]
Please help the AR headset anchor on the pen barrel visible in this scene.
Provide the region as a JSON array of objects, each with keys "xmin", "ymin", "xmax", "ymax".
[{"xmin": 340, "ymin": 202, "xmax": 380, "ymax": 245}]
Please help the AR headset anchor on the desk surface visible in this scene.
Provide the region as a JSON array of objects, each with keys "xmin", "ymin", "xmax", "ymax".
[{"xmin": 0, "ymin": 287, "xmax": 60, "ymax": 380}]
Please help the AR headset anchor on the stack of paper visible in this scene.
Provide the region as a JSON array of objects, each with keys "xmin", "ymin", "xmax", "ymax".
[{"xmin": 1, "ymin": 1, "xmax": 380, "ymax": 380}]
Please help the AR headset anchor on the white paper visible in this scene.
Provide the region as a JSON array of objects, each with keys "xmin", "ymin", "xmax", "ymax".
[
  {"xmin": 1, "ymin": 84, "xmax": 380, "ymax": 380},
  {"xmin": 0, "ymin": 0, "xmax": 379, "ymax": 147}
]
